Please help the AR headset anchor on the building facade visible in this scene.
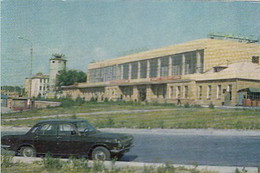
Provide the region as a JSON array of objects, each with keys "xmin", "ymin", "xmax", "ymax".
[
  {"xmin": 61, "ymin": 38, "xmax": 260, "ymax": 106},
  {"xmin": 49, "ymin": 55, "xmax": 67, "ymax": 91},
  {"xmin": 25, "ymin": 55, "xmax": 67, "ymax": 98},
  {"xmin": 25, "ymin": 73, "xmax": 49, "ymax": 98}
]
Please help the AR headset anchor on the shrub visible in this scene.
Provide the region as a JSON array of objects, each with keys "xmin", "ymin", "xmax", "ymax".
[
  {"xmin": 184, "ymin": 103, "xmax": 190, "ymax": 108},
  {"xmin": 75, "ymin": 96, "xmax": 85, "ymax": 106},
  {"xmin": 193, "ymin": 104, "xmax": 202, "ymax": 108},
  {"xmin": 1, "ymin": 151, "xmax": 14, "ymax": 168},
  {"xmin": 158, "ymin": 120, "xmax": 164, "ymax": 129},
  {"xmin": 42, "ymin": 154, "xmax": 63, "ymax": 170},
  {"xmin": 209, "ymin": 102, "xmax": 215, "ymax": 109},
  {"xmin": 106, "ymin": 117, "xmax": 115, "ymax": 128},
  {"xmin": 71, "ymin": 114, "xmax": 77, "ymax": 119}
]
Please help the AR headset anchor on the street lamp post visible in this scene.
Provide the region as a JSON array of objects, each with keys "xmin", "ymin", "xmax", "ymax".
[{"xmin": 18, "ymin": 36, "xmax": 33, "ymax": 101}]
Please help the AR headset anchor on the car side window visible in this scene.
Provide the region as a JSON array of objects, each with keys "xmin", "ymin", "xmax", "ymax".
[
  {"xmin": 59, "ymin": 124, "xmax": 77, "ymax": 136},
  {"xmin": 38, "ymin": 123, "xmax": 56, "ymax": 135}
]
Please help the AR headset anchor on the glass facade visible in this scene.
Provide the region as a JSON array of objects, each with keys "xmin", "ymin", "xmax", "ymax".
[
  {"xmin": 172, "ymin": 54, "xmax": 182, "ymax": 75},
  {"xmin": 140, "ymin": 60, "xmax": 147, "ymax": 78},
  {"xmin": 131, "ymin": 62, "xmax": 138, "ymax": 79},
  {"xmin": 149, "ymin": 59, "xmax": 158, "ymax": 78},
  {"xmin": 160, "ymin": 57, "xmax": 169, "ymax": 76},
  {"xmin": 88, "ymin": 50, "xmax": 204, "ymax": 83},
  {"xmin": 122, "ymin": 64, "xmax": 129, "ymax": 80}
]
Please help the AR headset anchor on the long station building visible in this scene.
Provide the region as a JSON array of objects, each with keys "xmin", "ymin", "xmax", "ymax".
[{"xmin": 61, "ymin": 38, "xmax": 260, "ymax": 106}]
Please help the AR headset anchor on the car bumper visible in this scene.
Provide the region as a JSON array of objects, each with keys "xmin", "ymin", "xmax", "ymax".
[
  {"xmin": 1, "ymin": 145, "xmax": 11, "ymax": 150},
  {"xmin": 110, "ymin": 144, "xmax": 134, "ymax": 154}
]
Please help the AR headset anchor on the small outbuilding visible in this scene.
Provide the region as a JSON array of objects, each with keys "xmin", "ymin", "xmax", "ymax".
[{"xmin": 237, "ymin": 88, "xmax": 260, "ymax": 107}]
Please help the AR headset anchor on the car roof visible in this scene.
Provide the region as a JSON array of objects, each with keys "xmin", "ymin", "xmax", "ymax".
[{"xmin": 36, "ymin": 119, "xmax": 87, "ymax": 124}]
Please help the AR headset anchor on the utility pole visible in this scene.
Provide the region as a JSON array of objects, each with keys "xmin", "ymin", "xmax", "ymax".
[{"xmin": 18, "ymin": 36, "xmax": 33, "ymax": 103}]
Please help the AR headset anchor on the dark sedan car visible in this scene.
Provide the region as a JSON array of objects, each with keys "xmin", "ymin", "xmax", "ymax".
[{"xmin": 1, "ymin": 119, "xmax": 134, "ymax": 160}]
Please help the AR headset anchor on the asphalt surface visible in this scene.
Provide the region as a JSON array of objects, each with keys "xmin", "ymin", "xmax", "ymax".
[{"xmin": 2, "ymin": 130, "xmax": 260, "ymax": 167}]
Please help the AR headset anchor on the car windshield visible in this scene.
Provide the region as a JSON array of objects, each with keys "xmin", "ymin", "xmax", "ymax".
[{"xmin": 74, "ymin": 121, "xmax": 97, "ymax": 133}]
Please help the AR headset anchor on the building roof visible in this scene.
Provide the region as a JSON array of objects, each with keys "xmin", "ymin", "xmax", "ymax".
[
  {"xmin": 248, "ymin": 88, "xmax": 260, "ymax": 93},
  {"xmin": 191, "ymin": 62, "xmax": 260, "ymax": 81},
  {"xmin": 27, "ymin": 73, "xmax": 49, "ymax": 79},
  {"xmin": 88, "ymin": 38, "xmax": 260, "ymax": 69},
  {"xmin": 238, "ymin": 88, "xmax": 260, "ymax": 93}
]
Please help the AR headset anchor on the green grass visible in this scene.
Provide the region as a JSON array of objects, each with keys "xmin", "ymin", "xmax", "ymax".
[
  {"xmin": 2, "ymin": 102, "xmax": 260, "ymax": 129},
  {"xmin": 1, "ymin": 153, "xmax": 217, "ymax": 173}
]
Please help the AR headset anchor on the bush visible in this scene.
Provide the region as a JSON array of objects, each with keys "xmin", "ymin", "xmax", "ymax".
[
  {"xmin": 90, "ymin": 97, "xmax": 97, "ymax": 103},
  {"xmin": 106, "ymin": 117, "xmax": 115, "ymax": 128},
  {"xmin": 184, "ymin": 103, "xmax": 190, "ymax": 108},
  {"xmin": 42, "ymin": 154, "xmax": 63, "ymax": 170},
  {"xmin": 75, "ymin": 96, "xmax": 85, "ymax": 106},
  {"xmin": 209, "ymin": 103, "xmax": 215, "ymax": 109},
  {"xmin": 192, "ymin": 104, "xmax": 202, "ymax": 108},
  {"xmin": 158, "ymin": 120, "xmax": 164, "ymax": 129},
  {"xmin": 1, "ymin": 151, "xmax": 14, "ymax": 168}
]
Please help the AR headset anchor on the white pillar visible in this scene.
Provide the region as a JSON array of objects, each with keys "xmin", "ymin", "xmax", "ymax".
[
  {"xmin": 168, "ymin": 56, "xmax": 172, "ymax": 76},
  {"xmin": 196, "ymin": 51, "xmax": 201, "ymax": 73},
  {"xmin": 137, "ymin": 61, "xmax": 141, "ymax": 79},
  {"xmin": 182, "ymin": 54, "xmax": 185, "ymax": 75},
  {"xmin": 157, "ymin": 58, "xmax": 161, "ymax": 77},
  {"xmin": 128, "ymin": 63, "xmax": 132, "ymax": 80},
  {"xmin": 147, "ymin": 60, "xmax": 150, "ymax": 78},
  {"xmin": 120, "ymin": 65, "xmax": 123, "ymax": 80}
]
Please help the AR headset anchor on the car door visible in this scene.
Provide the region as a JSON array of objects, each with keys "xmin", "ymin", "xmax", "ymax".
[
  {"xmin": 56, "ymin": 123, "xmax": 84, "ymax": 155},
  {"xmin": 33, "ymin": 123, "xmax": 58, "ymax": 154}
]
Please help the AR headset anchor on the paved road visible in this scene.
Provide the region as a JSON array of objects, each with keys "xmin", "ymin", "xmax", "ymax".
[{"xmin": 2, "ymin": 130, "xmax": 260, "ymax": 167}]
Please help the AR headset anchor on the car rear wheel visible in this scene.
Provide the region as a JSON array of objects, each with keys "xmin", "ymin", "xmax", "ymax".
[
  {"xmin": 20, "ymin": 146, "xmax": 36, "ymax": 157},
  {"xmin": 91, "ymin": 146, "xmax": 111, "ymax": 161}
]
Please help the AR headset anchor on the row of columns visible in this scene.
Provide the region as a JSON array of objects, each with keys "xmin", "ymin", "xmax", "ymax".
[{"xmin": 120, "ymin": 51, "xmax": 202, "ymax": 80}]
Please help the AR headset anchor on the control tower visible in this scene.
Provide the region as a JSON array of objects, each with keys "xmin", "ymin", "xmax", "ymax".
[{"xmin": 49, "ymin": 54, "xmax": 67, "ymax": 91}]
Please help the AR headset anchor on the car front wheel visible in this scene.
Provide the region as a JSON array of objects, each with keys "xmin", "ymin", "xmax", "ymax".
[
  {"xmin": 20, "ymin": 146, "xmax": 36, "ymax": 157},
  {"xmin": 91, "ymin": 146, "xmax": 111, "ymax": 161}
]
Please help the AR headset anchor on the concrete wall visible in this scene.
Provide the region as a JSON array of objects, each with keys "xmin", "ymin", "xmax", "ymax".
[{"xmin": 33, "ymin": 101, "xmax": 61, "ymax": 109}]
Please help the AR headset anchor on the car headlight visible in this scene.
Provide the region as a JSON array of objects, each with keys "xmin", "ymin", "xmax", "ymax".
[{"xmin": 115, "ymin": 139, "xmax": 122, "ymax": 147}]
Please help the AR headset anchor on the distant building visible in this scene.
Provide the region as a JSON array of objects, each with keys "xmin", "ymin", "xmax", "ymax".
[
  {"xmin": 25, "ymin": 54, "xmax": 67, "ymax": 98},
  {"xmin": 49, "ymin": 55, "xmax": 67, "ymax": 91},
  {"xmin": 61, "ymin": 38, "xmax": 260, "ymax": 106},
  {"xmin": 25, "ymin": 73, "xmax": 49, "ymax": 98}
]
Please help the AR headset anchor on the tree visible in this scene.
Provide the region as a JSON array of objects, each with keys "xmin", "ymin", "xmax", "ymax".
[{"xmin": 56, "ymin": 70, "xmax": 87, "ymax": 88}]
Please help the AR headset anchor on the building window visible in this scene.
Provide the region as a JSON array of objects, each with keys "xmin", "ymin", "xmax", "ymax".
[
  {"xmin": 227, "ymin": 84, "xmax": 232, "ymax": 100},
  {"xmin": 252, "ymin": 56, "xmax": 259, "ymax": 64},
  {"xmin": 131, "ymin": 62, "xmax": 138, "ymax": 79},
  {"xmin": 176, "ymin": 86, "xmax": 181, "ymax": 98},
  {"xmin": 198, "ymin": 86, "xmax": 202, "ymax": 100},
  {"xmin": 140, "ymin": 60, "xmax": 147, "ymax": 78},
  {"xmin": 184, "ymin": 86, "xmax": 188, "ymax": 98},
  {"xmin": 122, "ymin": 63, "xmax": 129, "ymax": 80},
  {"xmin": 40, "ymin": 86, "xmax": 42, "ymax": 91},
  {"xmin": 207, "ymin": 85, "xmax": 212, "ymax": 99},
  {"xmin": 184, "ymin": 51, "xmax": 197, "ymax": 74},
  {"xmin": 217, "ymin": 85, "xmax": 221, "ymax": 99},
  {"xmin": 170, "ymin": 86, "xmax": 174, "ymax": 98},
  {"xmin": 150, "ymin": 59, "xmax": 158, "ymax": 78},
  {"xmin": 160, "ymin": 57, "xmax": 169, "ymax": 77},
  {"xmin": 172, "ymin": 55, "xmax": 182, "ymax": 75}
]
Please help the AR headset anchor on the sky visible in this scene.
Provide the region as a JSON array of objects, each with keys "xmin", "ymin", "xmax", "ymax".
[{"xmin": 1, "ymin": 0, "xmax": 260, "ymax": 86}]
